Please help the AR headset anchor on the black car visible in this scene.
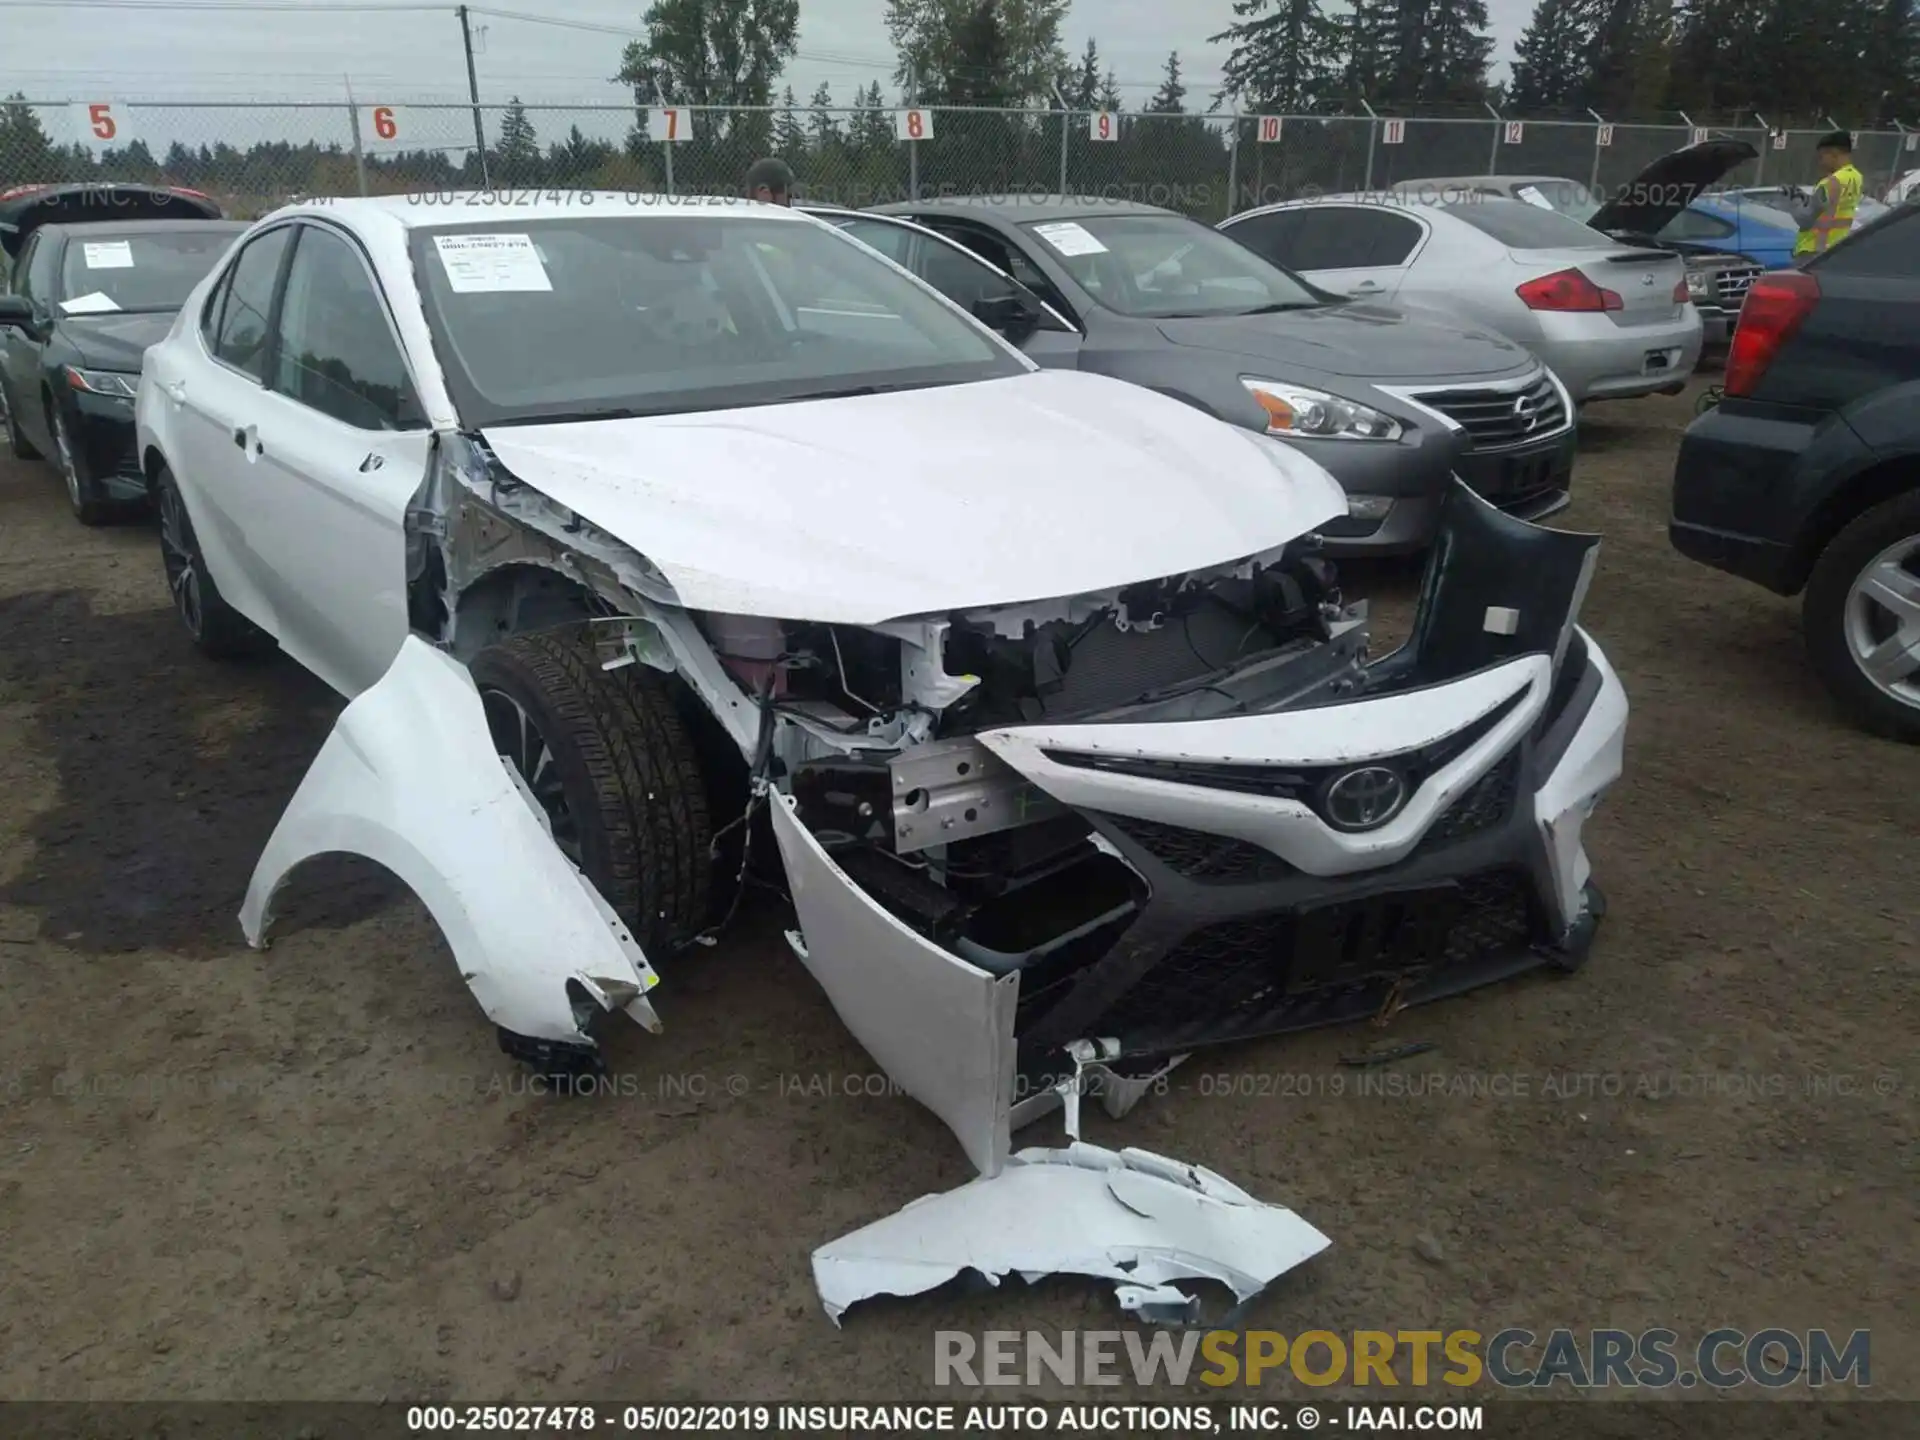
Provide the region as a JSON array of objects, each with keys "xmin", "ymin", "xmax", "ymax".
[
  {"xmin": 1670, "ymin": 199, "xmax": 1920, "ymax": 741},
  {"xmin": 0, "ymin": 183, "xmax": 244, "ymax": 523}
]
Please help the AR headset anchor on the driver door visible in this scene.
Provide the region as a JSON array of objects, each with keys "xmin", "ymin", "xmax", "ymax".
[
  {"xmin": 2, "ymin": 232, "xmax": 59, "ymax": 454},
  {"xmin": 833, "ymin": 216, "xmax": 1083, "ymax": 368}
]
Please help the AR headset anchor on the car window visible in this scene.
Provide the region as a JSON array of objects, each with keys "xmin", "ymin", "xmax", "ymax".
[
  {"xmin": 1338, "ymin": 208, "xmax": 1424, "ymax": 266},
  {"xmin": 1282, "ymin": 209, "xmax": 1365, "ymax": 271},
  {"xmin": 1440, "ymin": 200, "xmax": 1613, "ymax": 249},
  {"xmin": 835, "ymin": 218, "xmax": 915, "ymax": 266},
  {"xmin": 1815, "ymin": 206, "xmax": 1916, "ymax": 278},
  {"xmin": 411, "ymin": 214, "xmax": 1025, "ymax": 427},
  {"xmin": 272, "ymin": 225, "xmax": 423, "ymax": 430},
  {"xmin": 1017, "ymin": 211, "xmax": 1322, "ymax": 317},
  {"xmin": 200, "ymin": 266, "xmax": 231, "ymax": 347},
  {"xmin": 213, "ymin": 226, "xmax": 294, "ymax": 382},
  {"xmin": 1221, "ymin": 210, "xmax": 1302, "ymax": 269},
  {"xmin": 1659, "ymin": 209, "xmax": 1737, "ymax": 242},
  {"xmin": 9, "ymin": 233, "xmax": 40, "ymax": 300},
  {"xmin": 55, "ymin": 228, "xmax": 240, "ymax": 314},
  {"xmin": 918, "ymin": 234, "xmax": 1023, "ymax": 311}
]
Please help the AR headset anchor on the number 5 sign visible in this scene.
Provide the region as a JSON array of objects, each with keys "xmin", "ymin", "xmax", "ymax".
[
  {"xmin": 71, "ymin": 101, "xmax": 129, "ymax": 145},
  {"xmin": 1089, "ymin": 111, "xmax": 1118, "ymax": 142},
  {"xmin": 895, "ymin": 108, "xmax": 933, "ymax": 141},
  {"xmin": 647, "ymin": 107, "xmax": 694, "ymax": 142},
  {"xmin": 1255, "ymin": 115, "xmax": 1283, "ymax": 144},
  {"xmin": 1503, "ymin": 120, "xmax": 1525, "ymax": 145}
]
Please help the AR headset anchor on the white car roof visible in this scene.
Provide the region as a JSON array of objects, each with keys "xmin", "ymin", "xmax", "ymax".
[{"xmin": 262, "ymin": 191, "xmax": 803, "ymax": 240}]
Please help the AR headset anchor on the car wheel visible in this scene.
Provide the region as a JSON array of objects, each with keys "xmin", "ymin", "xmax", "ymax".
[
  {"xmin": 154, "ymin": 464, "xmax": 274, "ymax": 660},
  {"xmin": 48, "ymin": 397, "xmax": 110, "ymax": 526},
  {"xmin": 1803, "ymin": 490, "xmax": 1920, "ymax": 743},
  {"xmin": 469, "ymin": 630, "xmax": 714, "ymax": 957},
  {"xmin": 1, "ymin": 381, "xmax": 41, "ymax": 460}
]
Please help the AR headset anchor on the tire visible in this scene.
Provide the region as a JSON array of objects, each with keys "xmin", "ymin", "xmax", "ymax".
[
  {"xmin": 48, "ymin": 396, "xmax": 111, "ymax": 526},
  {"xmin": 1802, "ymin": 489, "xmax": 1920, "ymax": 744},
  {"xmin": 154, "ymin": 464, "xmax": 275, "ymax": 660},
  {"xmin": 1, "ymin": 381, "xmax": 40, "ymax": 460},
  {"xmin": 469, "ymin": 630, "xmax": 714, "ymax": 956}
]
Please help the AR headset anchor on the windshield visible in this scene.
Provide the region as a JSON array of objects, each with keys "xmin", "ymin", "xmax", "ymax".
[
  {"xmin": 1441, "ymin": 200, "xmax": 1615, "ymax": 249},
  {"xmin": 410, "ymin": 213, "xmax": 1026, "ymax": 426},
  {"xmin": 56, "ymin": 227, "xmax": 242, "ymax": 314},
  {"xmin": 1018, "ymin": 212, "xmax": 1324, "ymax": 317}
]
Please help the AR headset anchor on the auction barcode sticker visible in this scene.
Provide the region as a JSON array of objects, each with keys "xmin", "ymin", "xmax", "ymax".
[
  {"xmin": 1031, "ymin": 221, "xmax": 1108, "ymax": 256},
  {"xmin": 433, "ymin": 233, "xmax": 552, "ymax": 293},
  {"xmin": 83, "ymin": 240, "xmax": 134, "ymax": 269}
]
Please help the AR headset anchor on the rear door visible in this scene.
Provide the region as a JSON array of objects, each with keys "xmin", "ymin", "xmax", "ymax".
[
  {"xmin": 2, "ymin": 232, "xmax": 53, "ymax": 451},
  {"xmin": 1261, "ymin": 204, "xmax": 1427, "ymax": 301},
  {"xmin": 1767, "ymin": 205, "xmax": 1920, "ymax": 416}
]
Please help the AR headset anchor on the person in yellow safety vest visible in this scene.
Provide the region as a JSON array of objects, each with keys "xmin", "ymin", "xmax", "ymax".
[{"xmin": 1787, "ymin": 130, "xmax": 1864, "ymax": 262}]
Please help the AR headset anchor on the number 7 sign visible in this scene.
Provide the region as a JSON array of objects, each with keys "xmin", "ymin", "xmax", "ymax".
[{"xmin": 647, "ymin": 107, "xmax": 693, "ymax": 142}]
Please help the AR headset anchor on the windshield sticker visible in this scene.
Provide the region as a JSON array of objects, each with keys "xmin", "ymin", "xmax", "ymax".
[
  {"xmin": 1032, "ymin": 221, "xmax": 1109, "ymax": 256},
  {"xmin": 59, "ymin": 291, "xmax": 122, "ymax": 315},
  {"xmin": 1513, "ymin": 185, "xmax": 1556, "ymax": 210},
  {"xmin": 433, "ymin": 233, "xmax": 553, "ymax": 293},
  {"xmin": 82, "ymin": 240, "xmax": 135, "ymax": 269}
]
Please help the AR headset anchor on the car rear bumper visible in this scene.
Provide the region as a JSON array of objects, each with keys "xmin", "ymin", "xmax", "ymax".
[
  {"xmin": 1537, "ymin": 312, "xmax": 1704, "ymax": 402},
  {"xmin": 1670, "ymin": 400, "xmax": 1869, "ymax": 596}
]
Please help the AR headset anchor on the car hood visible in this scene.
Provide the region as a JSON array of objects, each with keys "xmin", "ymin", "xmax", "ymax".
[
  {"xmin": 1153, "ymin": 303, "xmax": 1528, "ymax": 380},
  {"xmin": 1589, "ymin": 138, "xmax": 1758, "ymax": 236},
  {"xmin": 60, "ymin": 310, "xmax": 176, "ymax": 371},
  {"xmin": 478, "ymin": 369, "xmax": 1348, "ymax": 626}
]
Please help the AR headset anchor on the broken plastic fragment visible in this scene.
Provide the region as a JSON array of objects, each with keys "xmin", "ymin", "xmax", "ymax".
[{"xmin": 812, "ymin": 1141, "xmax": 1329, "ymax": 1325}]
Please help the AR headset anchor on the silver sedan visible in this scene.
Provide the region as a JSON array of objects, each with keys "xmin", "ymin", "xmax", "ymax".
[{"xmin": 1220, "ymin": 194, "xmax": 1703, "ymax": 405}]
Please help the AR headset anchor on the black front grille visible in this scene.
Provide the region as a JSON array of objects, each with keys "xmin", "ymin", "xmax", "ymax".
[
  {"xmin": 1104, "ymin": 814, "xmax": 1294, "ymax": 883},
  {"xmin": 1094, "ymin": 869, "xmax": 1537, "ymax": 1041},
  {"xmin": 1715, "ymin": 266, "xmax": 1762, "ymax": 305},
  {"xmin": 1414, "ymin": 374, "xmax": 1566, "ymax": 450},
  {"xmin": 1416, "ymin": 750, "xmax": 1522, "ymax": 853}
]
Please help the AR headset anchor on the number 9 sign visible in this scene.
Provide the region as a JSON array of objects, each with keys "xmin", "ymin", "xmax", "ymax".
[
  {"xmin": 1090, "ymin": 111, "xmax": 1117, "ymax": 142},
  {"xmin": 894, "ymin": 108, "xmax": 933, "ymax": 141}
]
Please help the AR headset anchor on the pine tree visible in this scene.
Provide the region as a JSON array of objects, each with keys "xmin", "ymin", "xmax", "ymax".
[
  {"xmin": 1146, "ymin": 51, "xmax": 1187, "ymax": 112},
  {"xmin": 944, "ymin": 0, "xmax": 1016, "ymax": 105},
  {"xmin": 1096, "ymin": 67, "xmax": 1124, "ymax": 113},
  {"xmin": 1061, "ymin": 37, "xmax": 1102, "ymax": 109},
  {"xmin": 1338, "ymin": 0, "xmax": 1398, "ymax": 106},
  {"xmin": 807, "ymin": 80, "xmax": 841, "ymax": 147},
  {"xmin": 1422, "ymin": 0, "xmax": 1498, "ymax": 103},
  {"xmin": 1210, "ymin": 0, "xmax": 1346, "ymax": 113},
  {"xmin": 774, "ymin": 85, "xmax": 807, "ymax": 158},
  {"xmin": 1509, "ymin": 0, "xmax": 1594, "ymax": 110},
  {"xmin": 494, "ymin": 96, "xmax": 540, "ymax": 183}
]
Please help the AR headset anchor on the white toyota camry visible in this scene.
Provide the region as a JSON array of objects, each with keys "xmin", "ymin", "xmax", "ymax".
[{"xmin": 135, "ymin": 194, "xmax": 1627, "ymax": 1324}]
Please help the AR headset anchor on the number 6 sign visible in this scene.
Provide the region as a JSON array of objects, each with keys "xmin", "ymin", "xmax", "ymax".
[
  {"xmin": 1090, "ymin": 111, "xmax": 1118, "ymax": 142},
  {"xmin": 369, "ymin": 105, "xmax": 398, "ymax": 142},
  {"xmin": 647, "ymin": 107, "xmax": 693, "ymax": 142},
  {"xmin": 71, "ymin": 101, "xmax": 127, "ymax": 144},
  {"xmin": 895, "ymin": 108, "xmax": 933, "ymax": 141}
]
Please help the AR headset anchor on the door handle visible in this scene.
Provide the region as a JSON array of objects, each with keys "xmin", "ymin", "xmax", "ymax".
[
  {"xmin": 359, "ymin": 452, "xmax": 385, "ymax": 472},
  {"xmin": 233, "ymin": 426, "xmax": 263, "ymax": 460},
  {"xmin": 164, "ymin": 380, "xmax": 186, "ymax": 403},
  {"xmin": 1349, "ymin": 281, "xmax": 1383, "ymax": 295},
  {"xmin": 232, "ymin": 427, "xmax": 246, "ymax": 449}
]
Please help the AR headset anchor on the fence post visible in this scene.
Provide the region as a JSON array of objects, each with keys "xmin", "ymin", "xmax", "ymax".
[
  {"xmin": 1754, "ymin": 112, "xmax": 1771, "ymax": 185},
  {"xmin": 344, "ymin": 85, "xmax": 369, "ymax": 196},
  {"xmin": 1225, "ymin": 103, "xmax": 1240, "ymax": 215},
  {"xmin": 1051, "ymin": 83, "xmax": 1069, "ymax": 197},
  {"xmin": 1484, "ymin": 100, "xmax": 1502, "ymax": 175},
  {"xmin": 907, "ymin": 66, "xmax": 921, "ymax": 202},
  {"xmin": 1586, "ymin": 108, "xmax": 1605, "ymax": 197},
  {"xmin": 1359, "ymin": 97, "xmax": 1377, "ymax": 192},
  {"xmin": 663, "ymin": 126, "xmax": 675, "ymax": 196}
]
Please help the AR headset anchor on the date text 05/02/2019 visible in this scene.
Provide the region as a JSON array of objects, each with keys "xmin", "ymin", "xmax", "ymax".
[{"xmin": 404, "ymin": 1404, "xmax": 1484, "ymax": 1433}]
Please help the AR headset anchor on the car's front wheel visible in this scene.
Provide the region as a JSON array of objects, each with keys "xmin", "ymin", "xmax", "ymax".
[
  {"xmin": 469, "ymin": 630, "xmax": 714, "ymax": 957},
  {"xmin": 48, "ymin": 397, "xmax": 110, "ymax": 526},
  {"xmin": 1803, "ymin": 490, "xmax": 1920, "ymax": 743},
  {"xmin": 154, "ymin": 464, "xmax": 274, "ymax": 660}
]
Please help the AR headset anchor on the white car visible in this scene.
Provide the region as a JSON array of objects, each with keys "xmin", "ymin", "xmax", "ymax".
[{"xmin": 135, "ymin": 194, "xmax": 1627, "ymax": 1323}]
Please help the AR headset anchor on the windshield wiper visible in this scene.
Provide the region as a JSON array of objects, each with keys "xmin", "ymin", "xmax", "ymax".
[
  {"xmin": 777, "ymin": 380, "xmax": 943, "ymax": 402},
  {"xmin": 1234, "ymin": 301, "xmax": 1323, "ymax": 315}
]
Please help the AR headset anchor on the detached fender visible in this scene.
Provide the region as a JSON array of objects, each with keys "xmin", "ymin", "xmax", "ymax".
[{"xmin": 240, "ymin": 635, "xmax": 662, "ymax": 1046}]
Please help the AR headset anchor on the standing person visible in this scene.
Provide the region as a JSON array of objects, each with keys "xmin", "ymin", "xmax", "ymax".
[
  {"xmin": 745, "ymin": 157, "xmax": 794, "ymax": 206},
  {"xmin": 1787, "ymin": 131, "xmax": 1864, "ymax": 263}
]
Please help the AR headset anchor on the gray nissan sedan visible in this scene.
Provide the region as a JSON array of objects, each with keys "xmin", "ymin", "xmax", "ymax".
[{"xmin": 819, "ymin": 195, "xmax": 1575, "ymax": 556}]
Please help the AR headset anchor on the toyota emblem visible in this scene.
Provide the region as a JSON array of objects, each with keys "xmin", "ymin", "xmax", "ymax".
[{"xmin": 1322, "ymin": 766, "xmax": 1408, "ymax": 831}]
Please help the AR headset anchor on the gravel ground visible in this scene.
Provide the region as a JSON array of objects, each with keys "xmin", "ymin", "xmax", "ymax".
[{"xmin": 0, "ymin": 377, "xmax": 1913, "ymax": 1408}]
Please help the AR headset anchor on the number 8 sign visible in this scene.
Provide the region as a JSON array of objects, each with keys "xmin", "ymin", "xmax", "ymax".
[{"xmin": 894, "ymin": 108, "xmax": 933, "ymax": 141}]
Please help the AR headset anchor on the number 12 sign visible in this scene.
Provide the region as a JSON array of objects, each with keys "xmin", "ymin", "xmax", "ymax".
[{"xmin": 895, "ymin": 108, "xmax": 933, "ymax": 141}]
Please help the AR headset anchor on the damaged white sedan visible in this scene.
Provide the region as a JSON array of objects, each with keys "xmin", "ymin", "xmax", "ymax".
[{"xmin": 135, "ymin": 195, "xmax": 1626, "ymax": 1323}]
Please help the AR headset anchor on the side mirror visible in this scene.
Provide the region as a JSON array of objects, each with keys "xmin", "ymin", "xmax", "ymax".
[
  {"xmin": 0, "ymin": 294, "xmax": 33, "ymax": 330},
  {"xmin": 972, "ymin": 291, "xmax": 1041, "ymax": 342}
]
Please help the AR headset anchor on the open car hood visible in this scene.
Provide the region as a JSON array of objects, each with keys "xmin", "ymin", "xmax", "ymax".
[
  {"xmin": 479, "ymin": 369, "xmax": 1347, "ymax": 626},
  {"xmin": 1588, "ymin": 138, "xmax": 1758, "ymax": 237},
  {"xmin": 0, "ymin": 183, "xmax": 223, "ymax": 258}
]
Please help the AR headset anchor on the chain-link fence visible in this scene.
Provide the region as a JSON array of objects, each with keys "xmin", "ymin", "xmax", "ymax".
[{"xmin": 3, "ymin": 98, "xmax": 1916, "ymax": 222}]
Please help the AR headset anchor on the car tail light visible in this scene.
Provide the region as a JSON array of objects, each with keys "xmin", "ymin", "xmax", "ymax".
[
  {"xmin": 1673, "ymin": 277, "xmax": 1691, "ymax": 303},
  {"xmin": 1516, "ymin": 268, "xmax": 1623, "ymax": 312},
  {"xmin": 170, "ymin": 186, "xmax": 211, "ymax": 200},
  {"xmin": 0, "ymin": 184, "xmax": 49, "ymax": 202},
  {"xmin": 1724, "ymin": 272, "xmax": 1820, "ymax": 398}
]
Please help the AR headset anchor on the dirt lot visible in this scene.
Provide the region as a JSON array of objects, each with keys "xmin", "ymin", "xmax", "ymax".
[{"xmin": 0, "ymin": 379, "xmax": 1914, "ymax": 1408}]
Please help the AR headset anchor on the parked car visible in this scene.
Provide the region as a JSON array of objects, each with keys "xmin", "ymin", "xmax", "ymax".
[
  {"xmin": 0, "ymin": 182, "xmax": 242, "ymax": 522},
  {"xmin": 1888, "ymin": 168, "xmax": 1920, "ymax": 204},
  {"xmin": 1385, "ymin": 147, "xmax": 1770, "ymax": 349},
  {"xmin": 135, "ymin": 194, "xmax": 1626, "ymax": 1314},
  {"xmin": 1671, "ymin": 199, "xmax": 1920, "ymax": 741},
  {"xmin": 859, "ymin": 194, "xmax": 1576, "ymax": 556},
  {"xmin": 1220, "ymin": 192, "xmax": 1698, "ymax": 404},
  {"xmin": 1720, "ymin": 184, "xmax": 1889, "ymax": 234}
]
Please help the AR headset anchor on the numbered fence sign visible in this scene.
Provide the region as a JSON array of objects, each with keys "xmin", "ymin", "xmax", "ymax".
[
  {"xmin": 1771, "ymin": 130, "xmax": 1789, "ymax": 150},
  {"xmin": 1255, "ymin": 115, "xmax": 1283, "ymax": 144},
  {"xmin": 71, "ymin": 101, "xmax": 128, "ymax": 145},
  {"xmin": 1595, "ymin": 124, "xmax": 1615, "ymax": 148},
  {"xmin": 895, "ymin": 108, "xmax": 933, "ymax": 141},
  {"xmin": 647, "ymin": 108, "xmax": 694, "ymax": 143},
  {"xmin": 1089, "ymin": 111, "xmax": 1118, "ymax": 142},
  {"xmin": 1503, "ymin": 121, "xmax": 1525, "ymax": 145},
  {"xmin": 1690, "ymin": 127, "xmax": 1710, "ymax": 146},
  {"xmin": 365, "ymin": 105, "xmax": 399, "ymax": 143},
  {"xmin": 1906, "ymin": 132, "xmax": 1917, "ymax": 151},
  {"xmin": 1381, "ymin": 118, "xmax": 1405, "ymax": 145}
]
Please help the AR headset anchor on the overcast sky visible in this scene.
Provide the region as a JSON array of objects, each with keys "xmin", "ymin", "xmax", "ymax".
[{"xmin": 1, "ymin": 0, "xmax": 1538, "ymax": 111}]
